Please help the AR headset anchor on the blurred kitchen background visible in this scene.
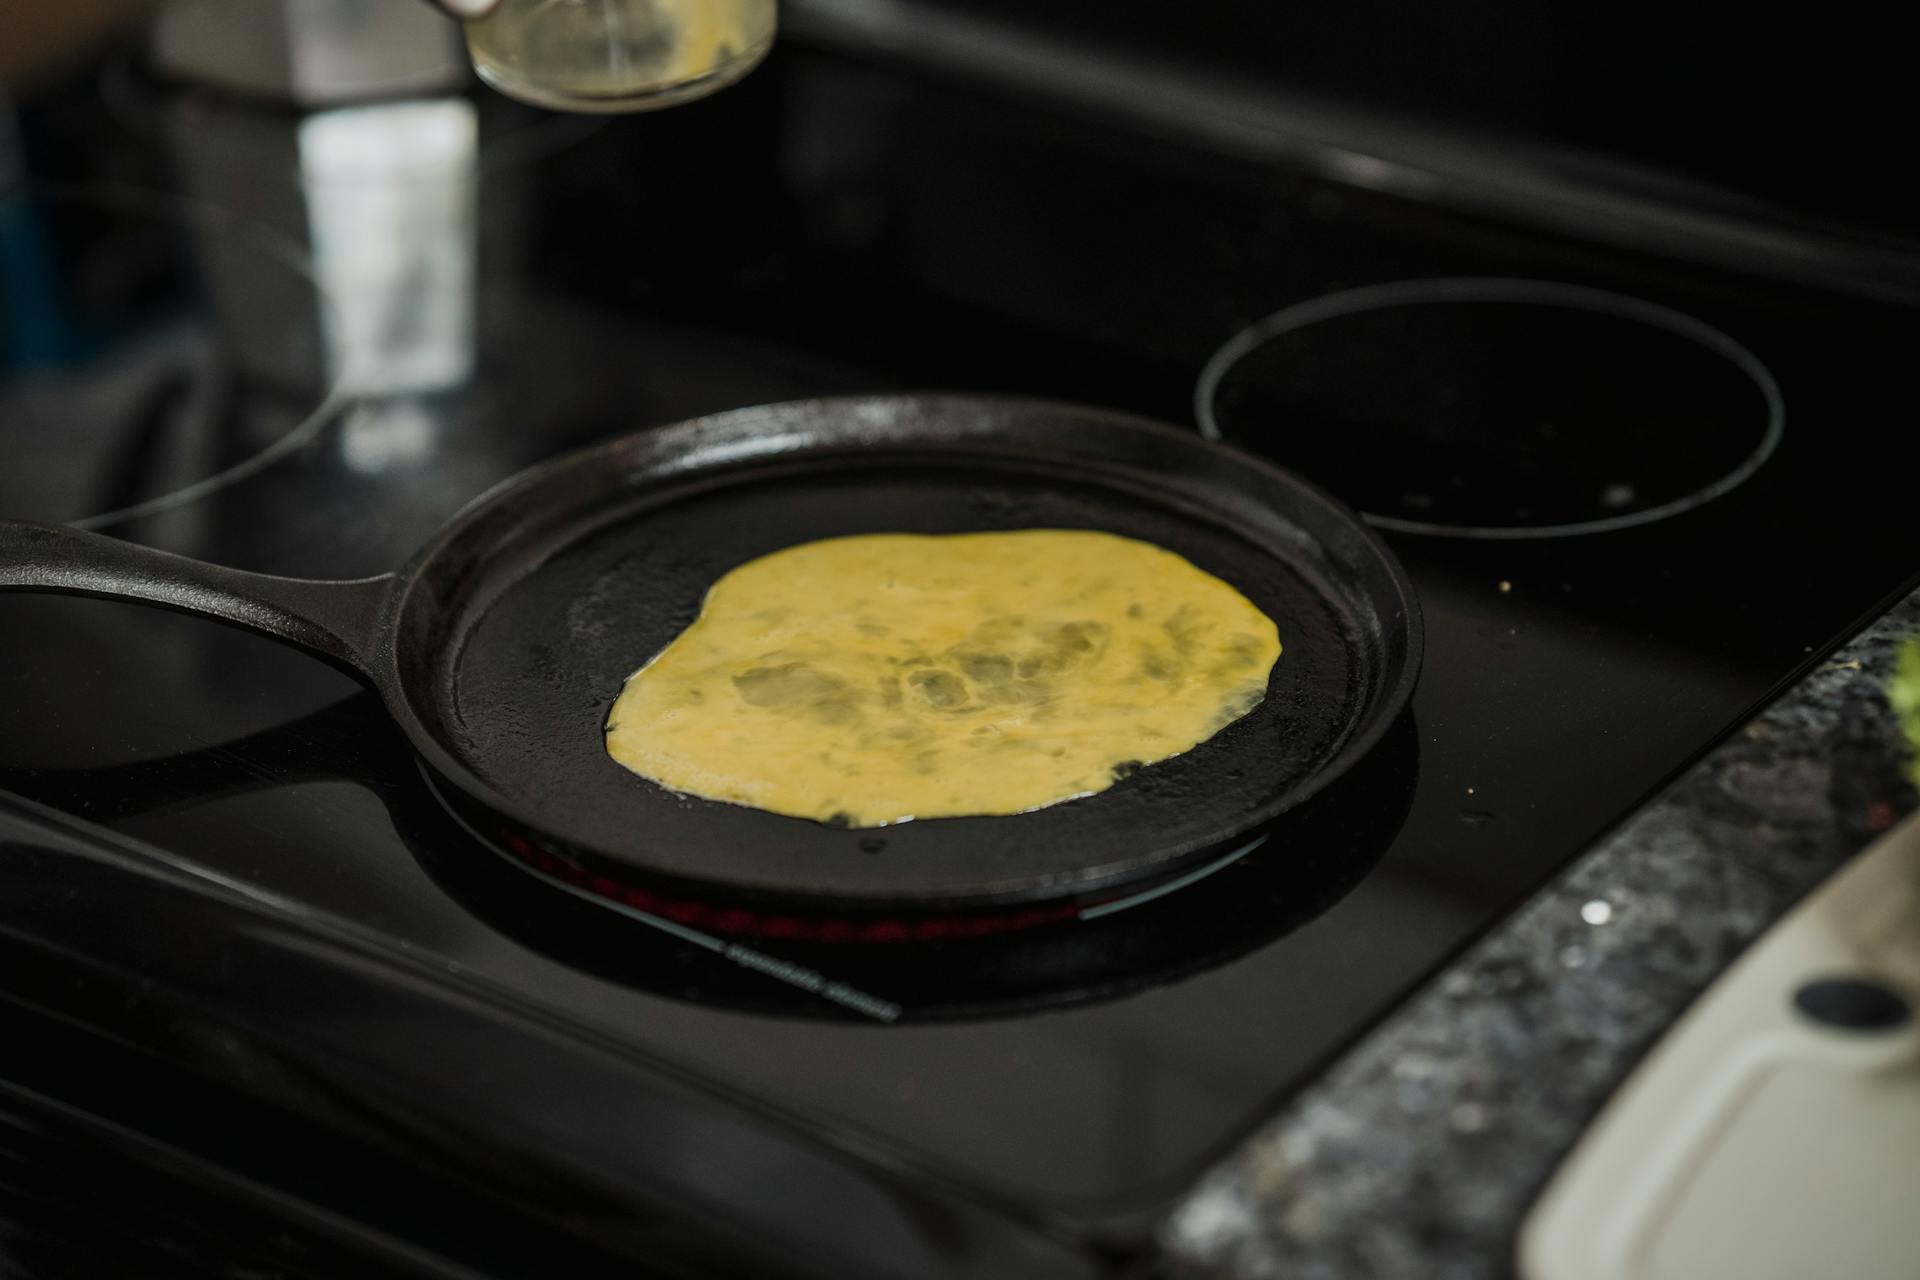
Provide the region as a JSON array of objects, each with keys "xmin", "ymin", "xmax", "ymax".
[{"xmin": 7, "ymin": 2, "xmax": 1909, "ymax": 248}]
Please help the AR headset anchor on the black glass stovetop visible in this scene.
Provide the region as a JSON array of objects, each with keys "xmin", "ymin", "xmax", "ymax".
[{"xmin": 3, "ymin": 33, "xmax": 1919, "ymax": 1279}]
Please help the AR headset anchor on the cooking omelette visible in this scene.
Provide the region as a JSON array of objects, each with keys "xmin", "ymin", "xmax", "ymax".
[{"xmin": 603, "ymin": 530, "xmax": 1282, "ymax": 827}]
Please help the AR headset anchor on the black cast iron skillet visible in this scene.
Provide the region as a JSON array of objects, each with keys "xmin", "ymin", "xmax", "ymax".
[{"xmin": 0, "ymin": 395, "xmax": 1421, "ymax": 933}]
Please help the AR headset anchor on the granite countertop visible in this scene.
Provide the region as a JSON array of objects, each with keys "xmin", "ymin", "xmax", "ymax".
[{"xmin": 1163, "ymin": 583, "xmax": 1920, "ymax": 1279}]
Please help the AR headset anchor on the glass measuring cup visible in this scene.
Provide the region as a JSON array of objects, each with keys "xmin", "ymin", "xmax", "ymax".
[{"xmin": 464, "ymin": 0, "xmax": 777, "ymax": 112}]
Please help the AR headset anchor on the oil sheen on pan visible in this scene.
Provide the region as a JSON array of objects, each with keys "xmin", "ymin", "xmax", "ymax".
[{"xmin": 603, "ymin": 530, "xmax": 1283, "ymax": 827}]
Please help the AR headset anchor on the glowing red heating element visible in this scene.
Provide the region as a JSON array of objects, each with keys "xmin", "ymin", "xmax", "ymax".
[{"xmin": 497, "ymin": 828, "xmax": 1084, "ymax": 942}]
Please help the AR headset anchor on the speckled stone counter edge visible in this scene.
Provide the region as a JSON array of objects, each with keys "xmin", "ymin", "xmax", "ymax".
[{"xmin": 1162, "ymin": 584, "xmax": 1920, "ymax": 1280}]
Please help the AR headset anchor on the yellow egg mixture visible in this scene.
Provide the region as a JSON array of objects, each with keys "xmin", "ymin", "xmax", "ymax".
[{"xmin": 604, "ymin": 530, "xmax": 1282, "ymax": 827}]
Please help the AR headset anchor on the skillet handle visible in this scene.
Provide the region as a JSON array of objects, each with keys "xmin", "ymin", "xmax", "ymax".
[{"xmin": 0, "ymin": 521, "xmax": 392, "ymax": 682}]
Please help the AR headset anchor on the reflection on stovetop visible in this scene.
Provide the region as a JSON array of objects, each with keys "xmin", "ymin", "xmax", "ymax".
[
  {"xmin": 5, "ymin": 30, "xmax": 1920, "ymax": 1264},
  {"xmin": 0, "ymin": 184, "xmax": 338, "ymax": 530}
]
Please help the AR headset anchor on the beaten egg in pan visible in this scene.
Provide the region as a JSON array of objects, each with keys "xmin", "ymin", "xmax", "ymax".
[{"xmin": 604, "ymin": 530, "xmax": 1282, "ymax": 827}]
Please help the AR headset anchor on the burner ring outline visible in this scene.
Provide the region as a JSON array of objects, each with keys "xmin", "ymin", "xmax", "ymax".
[{"xmin": 1195, "ymin": 277, "xmax": 1785, "ymax": 539}]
